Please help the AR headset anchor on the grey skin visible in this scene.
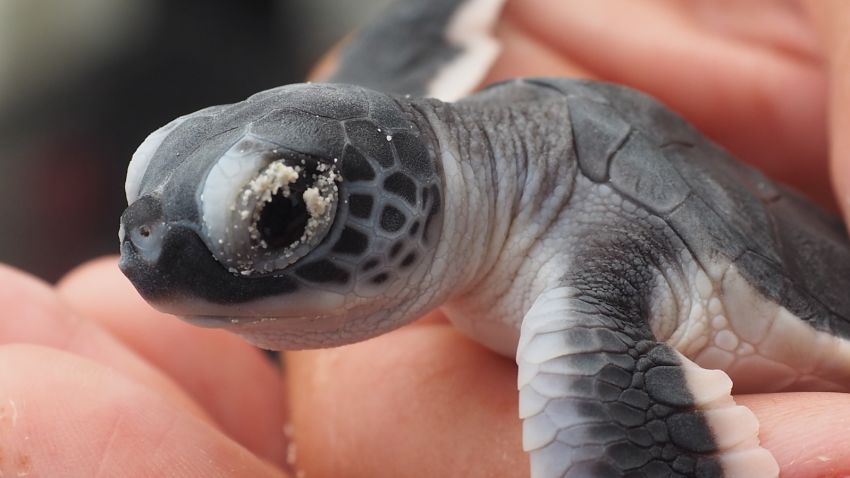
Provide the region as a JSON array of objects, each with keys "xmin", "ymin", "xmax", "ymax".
[{"xmin": 118, "ymin": 1, "xmax": 850, "ymax": 477}]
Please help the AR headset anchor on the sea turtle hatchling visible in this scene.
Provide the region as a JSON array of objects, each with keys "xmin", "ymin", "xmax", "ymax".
[{"xmin": 118, "ymin": 0, "xmax": 850, "ymax": 477}]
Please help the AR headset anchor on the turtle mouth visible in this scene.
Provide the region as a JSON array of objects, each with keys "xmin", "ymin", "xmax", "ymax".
[
  {"xmin": 182, "ymin": 315, "xmax": 254, "ymax": 328},
  {"xmin": 181, "ymin": 314, "xmax": 297, "ymax": 328}
]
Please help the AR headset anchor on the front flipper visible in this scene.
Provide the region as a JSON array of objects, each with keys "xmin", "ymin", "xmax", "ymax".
[
  {"xmin": 518, "ymin": 286, "xmax": 779, "ymax": 478},
  {"xmin": 329, "ymin": 0, "xmax": 506, "ymax": 101}
]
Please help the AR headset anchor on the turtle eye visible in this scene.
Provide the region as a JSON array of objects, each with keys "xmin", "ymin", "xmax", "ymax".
[
  {"xmin": 256, "ymin": 188, "xmax": 309, "ymax": 249},
  {"xmin": 198, "ymin": 135, "xmax": 339, "ymax": 276}
]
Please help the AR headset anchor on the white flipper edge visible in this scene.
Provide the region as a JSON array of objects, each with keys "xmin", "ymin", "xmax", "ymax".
[
  {"xmin": 678, "ymin": 353, "xmax": 780, "ymax": 478},
  {"xmin": 425, "ymin": 0, "xmax": 506, "ymax": 101}
]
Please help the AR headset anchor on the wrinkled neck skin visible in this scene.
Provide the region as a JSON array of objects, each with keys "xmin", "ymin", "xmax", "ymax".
[{"xmin": 404, "ymin": 96, "xmax": 578, "ymax": 356}]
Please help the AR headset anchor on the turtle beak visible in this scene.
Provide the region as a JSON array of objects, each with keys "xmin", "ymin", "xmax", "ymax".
[{"xmin": 117, "ymin": 194, "xmax": 254, "ymax": 306}]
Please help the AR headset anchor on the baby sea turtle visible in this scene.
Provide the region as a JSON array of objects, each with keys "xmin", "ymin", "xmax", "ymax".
[{"xmin": 118, "ymin": 0, "xmax": 850, "ymax": 477}]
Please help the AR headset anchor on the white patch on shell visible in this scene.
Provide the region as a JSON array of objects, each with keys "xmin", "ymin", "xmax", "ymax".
[{"xmin": 425, "ymin": 0, "xmax": 507, "ymax": 101}]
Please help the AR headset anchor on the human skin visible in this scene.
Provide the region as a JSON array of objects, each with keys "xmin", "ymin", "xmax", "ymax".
[{"xmin": 3, "ymin": 1, "xmax": 850, "ymax": 477}]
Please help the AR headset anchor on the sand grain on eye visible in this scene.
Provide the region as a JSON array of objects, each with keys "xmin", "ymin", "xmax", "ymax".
[{"xmin": 303, "ymin": 187, "xmax": 329, "ymax": 217}]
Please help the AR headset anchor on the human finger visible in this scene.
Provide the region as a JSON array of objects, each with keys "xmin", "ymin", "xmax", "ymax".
[
  {"xmin": 495, "ymin": 0, "xmax": 831, "ymax": 207},
  {"xmin": 57, "ymin": 257, "xmax": 288, "ymax": 464},
  {"xmin": 0, "ymin": 264, "xmax": 206, "ymax": 420},
  {"xmin": 484, "ymin": 15, "xmax": 593, "ymax": 85},
  {"xmin": 287, "ymin": 316, "xmax": 524, "ymax": 478},
  {"xmin": 802, "ymin": 0, "xmax": 850, "ymax": 224},
  {"xmin": 737, "ymin": 393, "xmax": 850, "ymax": 477},
  {"xmin": 0, "ymin": 344, "xmax": 286, "ymax": 478}
]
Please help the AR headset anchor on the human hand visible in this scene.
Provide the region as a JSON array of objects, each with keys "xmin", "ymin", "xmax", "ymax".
[
  {"xmin": 294, "ymin": 1, "xmax": 850, "ymax": 477},
  {"xmin": 3, "ymin": 258, "xmax": 849, "ymax": 477},
  {"xmin": 0, "ymin": 259, "xmax": 288, "ymax": 477}
]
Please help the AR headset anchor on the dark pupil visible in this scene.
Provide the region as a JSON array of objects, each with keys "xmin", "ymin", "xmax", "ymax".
[{"xmin": 256, "ymin": 189, "xmax": 309, "ymax": 249}]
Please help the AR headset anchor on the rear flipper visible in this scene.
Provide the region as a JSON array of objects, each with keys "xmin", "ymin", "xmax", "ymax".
[{"xmin": 518, "ymin": 286, "xmax": 779, "ymax": 478}]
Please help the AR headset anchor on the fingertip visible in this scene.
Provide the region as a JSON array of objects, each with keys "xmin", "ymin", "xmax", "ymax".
[
  {"xmin": 0, "ymin": 344, "xmax": 286, "ymax": 478},
  {"xmin": 483, "ymin": 12, "xmax": 593, "ymax": 87},
  {"xmin": 0, "ymin": 261, "xmax": 211, "ymax": 425},
  {"xmin": 737, "ymin": 392, "xmax": 850, "ymax": 476},
  {"xmin": 56, "ymin": 258, "xmax": 288, "ymax": 465},
  {"xmin": 0, "ymin": 263, "xmax": 66, "ymax": 317},
  {"xmin": 413, "ymin": 308, "xmax": 450, "ymax": 325},
  {"xmin": 57, "ymin": 255, "xmax": 122, "ymax": 289},
  {"xmin": 57, "ymin": 255, "xmax": 157, "ymax": 322},
  {"xmin": 828, "ymin": 58, "xmax": 850, "ymax": 223},
  {"xmin": 287, "ymin": 324, "xmax": 525, "ymax": 477}
]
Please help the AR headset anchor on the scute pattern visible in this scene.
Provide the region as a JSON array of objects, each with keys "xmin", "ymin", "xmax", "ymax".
[
  {"xmin": 518, "ymin": 287, "xmax": 724, "ymax": 478},
  {"xmin": 348, "ymin": 194, "xmax": 374, "ymax": 219},
  {"xmin": 380, "ymin": 205, "xmax": 407, "ymax": 233},
  {"xmin": 296, "ymin": 259, "xmax": 350, "ymax": 284},
  {"xmin": 286, "ymin": 87, "xmax": 443, "ymax": 296},
  {"xmin": 340, "ymin": 146, "xmax": 376, "ymax": 182},
  {"xmin": 384, "ymin": 172, "xmax": 418, "ymax": 205},
  {"xmin": 344, "ymin": 119, "xmax": 396, "ymax": 168},
  {"xmin": 332, "ymin": 227, "xmax": 370, "ymax": 255},
  {"xmin": 544, "ymin": 77, "xmax": 850, "ymax": 340},
  {"xmin": 393, "ymin": 131, "xmax": 436, "ymax": 181}
]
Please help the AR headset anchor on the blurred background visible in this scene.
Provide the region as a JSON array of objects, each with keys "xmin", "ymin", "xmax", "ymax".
[{"xmin": 0, "ymin": 0, "xmax": 392, "ymax": 281}]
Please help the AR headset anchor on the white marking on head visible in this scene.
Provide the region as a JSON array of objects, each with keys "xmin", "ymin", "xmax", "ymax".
[
  {"xmin": 425, "ymin": 0, "xmax": 506, "ymax": 101},
  {"xmin": 125, "ymin": 115, "xmax": 191, "ymax": 203}
]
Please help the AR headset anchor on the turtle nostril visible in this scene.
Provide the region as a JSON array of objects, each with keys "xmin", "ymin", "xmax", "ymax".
[
  {"xmin": 126, "ymin": 220, "xmax": 166, "ymax": 263},
  {"xmin": 120, "ymin": 194, "xmax": 166, "ymax": 263},
  {"xmin": 130, "ymin": 222, "xmax": 161, "ymax": 247}
]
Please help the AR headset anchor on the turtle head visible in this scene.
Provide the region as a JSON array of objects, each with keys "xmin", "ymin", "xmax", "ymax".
[{"xmin": 119, "ymin": 83, "xmax": 444, "ymax": 350}]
